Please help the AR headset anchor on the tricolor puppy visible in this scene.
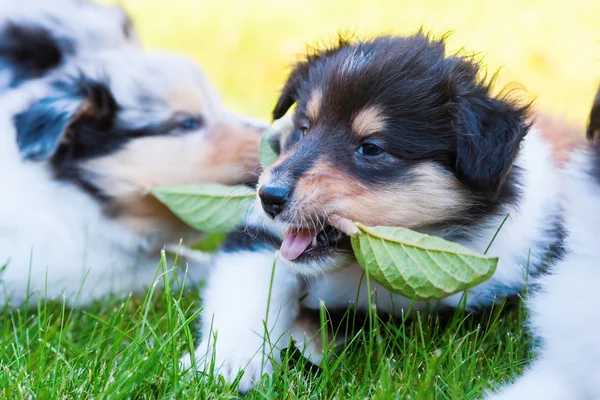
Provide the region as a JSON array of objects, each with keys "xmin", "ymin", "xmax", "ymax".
[
  {"xmin": 0, "ymin": 49, "xmax": 263, "ymax": 307},
  {"xmin": 487, "ymin": 87, "xmax": 600, "ymax": 400},
  {"xmin": 182, "ymin": 33, "xmax": 565, "ymax": 392},
  {"xmin": 0, "ymin": 0, "xmax": 137, "ymax": 90}
]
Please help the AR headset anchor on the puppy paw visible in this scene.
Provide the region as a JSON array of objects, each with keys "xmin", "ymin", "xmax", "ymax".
[
  {"xmin": 180, "ymin": 338, "xmax": 274, "ymax": 393},
  {"xmin": 290, "ymin": 308, "xmax": 348, "ymax": 366},
  {"xmin": 290, "ymin": 316, "xmax": 325, "ymax": 365}
]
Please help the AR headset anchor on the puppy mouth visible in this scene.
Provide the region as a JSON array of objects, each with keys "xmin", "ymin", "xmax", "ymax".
[{"xmin": 280, "ymin": 223, "xmax": 352, "ymax": 262}]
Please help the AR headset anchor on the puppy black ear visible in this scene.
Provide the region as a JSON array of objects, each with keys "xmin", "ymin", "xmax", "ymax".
[
  {"xmin": 14, "ymin": 81, "xmax": 117, "ymax": 161},
  {"xmin": 0, "ymin": 23, "xmax": 64, "ymax": 86},
  {"xmin": 272, "ymin": 36, "xmax": 352, "ymax": 120},
  {"xmin": 272, "ymin": 60, "xmax": 311, "ymax": 121},
  {"xmin": 587, "ymin": 85, "xmax": 600, "ymax": 141},
  {"xmin": 454, "ymin": 94, "xmax": 530, "ymax": 198}
]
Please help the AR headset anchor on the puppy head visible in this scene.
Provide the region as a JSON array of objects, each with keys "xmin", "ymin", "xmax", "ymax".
[
  {"xmin": 0, "ymin": 0, "xmax": 137, "ymax": 88},
  {"xmin": 259, "ymin": 33, "xmax": 529, "ymax": 274},
  {"xmin": 14, "ymin": 49, "xmax": 263, "ymax": 234}
]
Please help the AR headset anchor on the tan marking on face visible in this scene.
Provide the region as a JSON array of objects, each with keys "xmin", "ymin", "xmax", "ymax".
[
  {"xmin": 533, "ymin": 113, "xmax": 585, "ymax": 167},
  {"xmin": 352, "ymin": 105, "xmax": 385, "ymax": 138},
  {"xmin": 82, "ymin": 120, "xmax": 262, "ymax": 227},
  {"xmin": 169, "ymin": 87, "xmax": 205, "ymax": 115},
  {"xmin": 306, "ymin": 88, "xmax": 323, "ymax": 122},
  {"xmin": 290, "ymin": 161, "xmax": 469, "ymax": 228}
]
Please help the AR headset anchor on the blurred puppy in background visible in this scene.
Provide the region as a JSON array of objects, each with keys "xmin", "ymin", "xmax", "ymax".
[
  {"xmin": 0, "ymin": 0, "xmax": 138, "ymax": 90},
  {"xmin": 0, "ymin": 16, "xmax": 264, "ymax": 306}
]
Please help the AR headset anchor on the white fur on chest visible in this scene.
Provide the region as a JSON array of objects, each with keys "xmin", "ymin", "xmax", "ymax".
[{"xmin": 487, "ymin": 150, "xmax": 600, "ymax": 400}]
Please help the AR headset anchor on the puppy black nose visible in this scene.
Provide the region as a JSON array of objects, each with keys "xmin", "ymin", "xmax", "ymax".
[{"xmin": 259, "ymin": 185, "xmax": 290, "ymax": 218}]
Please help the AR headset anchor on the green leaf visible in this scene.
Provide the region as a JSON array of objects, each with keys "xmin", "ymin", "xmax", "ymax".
[
  {"xmin": 152, "ymin": 184, "xmax": 255, "ymax": 233},
  {"xmin": 260, "ymin": 134, "xmax": 279, "ymax": 168},
  {"xmin": 348, "ymin": 222, "xmax": 498, "ymax": 300},
  {"xmin": 260, "ymin": 114, "xmax": 291, "ymax": 168}
]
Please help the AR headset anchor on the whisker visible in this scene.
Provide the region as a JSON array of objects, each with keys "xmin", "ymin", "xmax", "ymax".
[{"xmin": 309, "ymin": 214, "xmax": 317, "ymax": 234}]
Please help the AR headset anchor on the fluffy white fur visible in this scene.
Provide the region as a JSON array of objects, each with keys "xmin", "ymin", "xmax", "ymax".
[
  {"xmin": 486, "ymin": 149, "xmax": 600, "ymax": 400},
  {"xmin": 182, "ymin": 128, "xmax": 564, "ymax": 391},
  {"xmin": 0, "ymin": 87, "xmax": 170, "ymax": 307},
  {"xmin": 179, "ymin": 250, "xmax": 301, "ymax": 392}
]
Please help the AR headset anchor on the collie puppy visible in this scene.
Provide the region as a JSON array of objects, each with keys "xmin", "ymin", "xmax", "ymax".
[
  {"xmin": 0, "ymin": 49, "xmax": 263, "ymax": 307},
  {"xmin": 181, "ymin": 33, "xmax": 568, "ymax": 392},
  {"xmin": 486, "ymin": 89, "xmax": 600, "ymax": 399},
  {"xmin": 0, "ymin": 0, "xmax": 137, "ymax": 90}
]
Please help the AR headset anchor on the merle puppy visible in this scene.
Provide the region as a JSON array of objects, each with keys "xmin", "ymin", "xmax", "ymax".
[{"xmin": 0, "ymin": 49, "xmax": 263, "ymax": 306}]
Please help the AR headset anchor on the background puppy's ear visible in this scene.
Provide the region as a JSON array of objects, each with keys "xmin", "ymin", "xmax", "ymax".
[
  {"xmin": 454, "ymin": 92, "xmax": 530, "ymax": 199},
  {"xmin": 0, "ymin": 23, "xmax": 64, "ymax": 86},
  {"xmin": 272, "ymin": 36, "xmax": 352, "ymax": 120},
  {"xmin": 587, "ymin": 85, "xmax": 600, "ymax": 141},
  {"xmin": 14, "ymin": 81, "xmax": 117, "ymax": 161}
]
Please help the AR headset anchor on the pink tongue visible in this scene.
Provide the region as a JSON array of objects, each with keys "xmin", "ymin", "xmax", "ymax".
[{"xmin": 281, "ymin": 228, "xmax": 314, "ymax": 261}]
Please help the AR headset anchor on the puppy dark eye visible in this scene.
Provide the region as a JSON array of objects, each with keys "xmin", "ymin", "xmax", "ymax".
[
  {"xmin": 300, "ymin": 126, "xmax": 309, "ymax": 136},
  {"xmin": 357, "ymin": 143, "xmax": 384, "ymax": 156},
  {"xmin": 178, "ymin": 117, "xmax": 203, "ymax": 131}
]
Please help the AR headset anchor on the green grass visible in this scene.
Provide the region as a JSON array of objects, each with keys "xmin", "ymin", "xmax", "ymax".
[{"xmin": 0, "ymin": 251, "xmax": 532, "ymax": 399}]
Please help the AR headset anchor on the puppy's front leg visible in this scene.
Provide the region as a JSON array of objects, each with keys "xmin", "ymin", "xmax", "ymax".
[{"xmin": 181, "ymin": 249, "xmax": 300, "ymax": 393}]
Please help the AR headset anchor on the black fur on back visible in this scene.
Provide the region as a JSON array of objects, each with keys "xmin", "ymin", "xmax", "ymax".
[{"xmin": 0, "ymin": 23, "xmax": 71, "ymax": 86}]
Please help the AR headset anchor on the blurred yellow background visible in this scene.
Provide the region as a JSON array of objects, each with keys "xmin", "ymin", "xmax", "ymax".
[{"xmin": 107, "ymin": 0, "xmax": 599, "ymax": 128}]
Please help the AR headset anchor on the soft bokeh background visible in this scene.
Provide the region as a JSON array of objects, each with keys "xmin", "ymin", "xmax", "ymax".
[{"xmin": 106, "ymin": 0, "xmax": 599, "ymax": 128}]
